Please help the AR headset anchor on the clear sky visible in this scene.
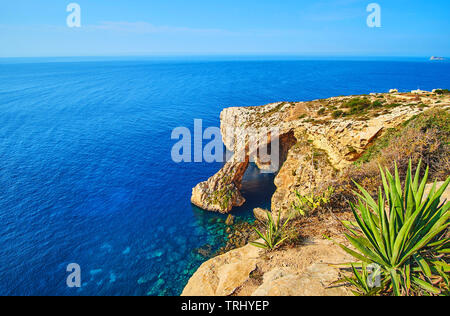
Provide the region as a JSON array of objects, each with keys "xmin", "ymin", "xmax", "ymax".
[{"xmin": 0, "ymin": 0, "xmax": 449, "ymax": 57}]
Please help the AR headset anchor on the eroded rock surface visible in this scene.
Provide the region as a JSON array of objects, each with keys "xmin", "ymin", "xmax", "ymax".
[
  {"xmin": 191, "ymin": 156, "xmax": 249, "ymax": 213},
  {"xmin": 181, "ymin": 242, "xmax": 263, "ymax": 296},
  {"xmin": 252, "ymin": 264, "xmax": 350, "ymax": 296},
  {"xmin": 185, "ymin": 91, "xmax": 450, "ymax": 296},
  {"xmin": 192, "ymin": 91, "xmax": 450, "ymax": 214},
  {"xmin": 182, "ymin": 238, "xmax": 353, "ymax": 296}
]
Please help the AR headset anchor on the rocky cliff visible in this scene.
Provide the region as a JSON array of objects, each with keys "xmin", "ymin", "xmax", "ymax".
[
  {"xmin": 186, "ymin": 90, "xmax": 449, "ymax": 296},
  {"xmin": 191, "ymin": 90, "xmax": 450, "ymax": 217}
]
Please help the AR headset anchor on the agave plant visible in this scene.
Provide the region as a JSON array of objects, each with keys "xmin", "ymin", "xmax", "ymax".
[
  {"xmin": 335, "ymin": 160, "xmax": 449, "ymax": 296},
  {"xmin": 335, "ymin": 262, "xmax": 390, "ymax": 296},
  {"xmin": 250, "ymin": 211, "xmax": 291, "ymax": 250}
]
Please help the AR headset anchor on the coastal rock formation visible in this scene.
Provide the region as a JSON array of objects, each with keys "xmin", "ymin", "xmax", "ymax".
[
  {"xmin": 185, "ymin": 90, "xmax": 450, "ymax": 296},
  {"xmin": 184, "ymin": 90, "xmax": 450, "ymax": 296},
  {"xmin": 181, "ymin": 242, "xmax": 263, "ymax": 296},
  {"xmin": 191, "ymin": 157, "xmax": 249, "ymax": 213},
  {"xmin": 182, "ymin": 238, "xmax": 353, "ymax": 296},
  {"xmin": 192, "ymin": 90, "xmax": 450, "ymax": 215},
  {"xmin": 192, "ymin": 102, "xmax": 297, "ymax": 213},
  {"xmin": 183, "ymin": 183, "xmax": 450, "ymax": 296},
  {"xmin": 253, "ymin": 207, "xmax": 269, "ymax": 222}
]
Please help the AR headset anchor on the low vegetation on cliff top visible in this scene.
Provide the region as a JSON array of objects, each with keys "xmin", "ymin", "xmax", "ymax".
[
  {"xmin": 319, "ymin": 96, "xmax": 408, "ymax": 120},
  {"xmin": 435, "ymin": 89, "xmax": 450, "ymax": 95},
  {"xmin": 343, "ymin": 108, "xmax": 449, "ymax": 197},
  {"xmin": 304, "ymin": 108, "xmax": 450, "ymax": 219},
  {"xmin": 333, "ymin": 161, "xmax": 449, "ymax": 296},
  {"xmin": 248, "ymin": 161, "xmax": 449, "ymax": 296}
]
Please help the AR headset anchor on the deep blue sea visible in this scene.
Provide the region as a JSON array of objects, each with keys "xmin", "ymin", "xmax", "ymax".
[{"xmin": 0, "ymin": 57, "xmax": 449, "ymax": 296}]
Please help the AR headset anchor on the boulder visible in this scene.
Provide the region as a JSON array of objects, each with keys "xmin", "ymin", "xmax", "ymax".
[
  {"xmin": 253, "ymin": 208, "xmax": 269, "ymax": 222},
  {"xmin": 225, "ymin": 214, "xmax": 235, "ymax": 226},
  {"xmin": 181, "ymin": 242, "xmax": 263, "ymax": 296}
]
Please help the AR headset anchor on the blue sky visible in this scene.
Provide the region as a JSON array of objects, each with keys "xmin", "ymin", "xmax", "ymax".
[{"xmin": 0, "ymin": 0, "xmax": 449, "ymax": 57}]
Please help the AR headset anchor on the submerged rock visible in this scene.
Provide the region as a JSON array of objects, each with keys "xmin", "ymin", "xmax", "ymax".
[
  {"xmin": 225, "ymin": 214, "xmax": 235, "ymax": 226},
  {"xmin": 194, "ymin": 244, "xmax": 213, "ymax": 258}
]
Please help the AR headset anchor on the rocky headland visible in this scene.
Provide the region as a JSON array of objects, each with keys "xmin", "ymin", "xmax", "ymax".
[{"xmin": 185, "ymin": 89, "xmax": 450, "ymax": 296}]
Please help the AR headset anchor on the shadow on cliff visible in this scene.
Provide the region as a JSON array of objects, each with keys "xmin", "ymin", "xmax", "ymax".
[{"xmin": 234, "ymin": 163, "xmax": 277, "ymax": 213}]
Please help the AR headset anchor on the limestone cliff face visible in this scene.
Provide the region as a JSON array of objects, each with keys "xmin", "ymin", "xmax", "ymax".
[
  {"xmin": 191, "ymin": 157, "xmax": 249, "ymax": 213},
  {"xmin": 192, "ymin": 90, "xmax": 449, "ymax": 215},
  {"xmin": 186, "ymin": 90, "xmax": 450, "ymax": 297}
]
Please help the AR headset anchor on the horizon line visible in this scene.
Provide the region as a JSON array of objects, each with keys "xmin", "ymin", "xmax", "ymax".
[{"xmin": 0, "ymin": 53, "xmax": 444, "ymax": 60}]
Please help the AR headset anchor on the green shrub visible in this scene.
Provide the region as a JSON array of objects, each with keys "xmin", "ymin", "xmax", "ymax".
[
  {"xmin": 293, "ymin": 187, "xmax": 334, "ymax": 216},
  {"xmin": 343, "ymin": 98, "xmax": 372, "ymax": 109},
  {"xmin": 356, "ymin": 109, "xmax": 450, "ymax": 179},
  {"xmin": 343, "ymin": 98, "xmax": 373, "ymax": 115},
  {"xmin": 341, "ymin": 98, "xmax": 390, "ymax": 116},
  {"xmin": 371, "ymin": 100, "xmax": 384, "ymax": 108},
  {"xmin": 333, "ymin": 161, "xmax": 450, "ymax": 296},
  {"xmin": 435, "ymin": 89, "xmax": 450, "ymax": 95},
  {"xmin": 317, "ymin": 108, "xmax": 326, "ymax": 115},
  {"xmin": 332, "ymin": 110, "xmax": 344, "ymax": 118},
  {"xmin": 265, "ymin": 102, "xmax": 287, "ymax": 116},
  {"xmin": 408, "ymin": 108, "xmax": 450, "ymax": 135}
]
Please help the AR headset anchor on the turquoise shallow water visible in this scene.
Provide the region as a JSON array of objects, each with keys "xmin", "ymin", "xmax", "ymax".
[{"xmin": 0, "ymin": 58, "xmax": 449, "ymax": 295}]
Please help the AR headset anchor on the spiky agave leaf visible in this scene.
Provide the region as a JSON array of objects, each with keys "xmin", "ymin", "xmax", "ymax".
[
  {"xmin": 250, "ymin": 210, "xmax": 292, "ymax": 250},
  {"xmin": 333, "ymin": 160, "xmax": 449, "ymax": 296}
]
